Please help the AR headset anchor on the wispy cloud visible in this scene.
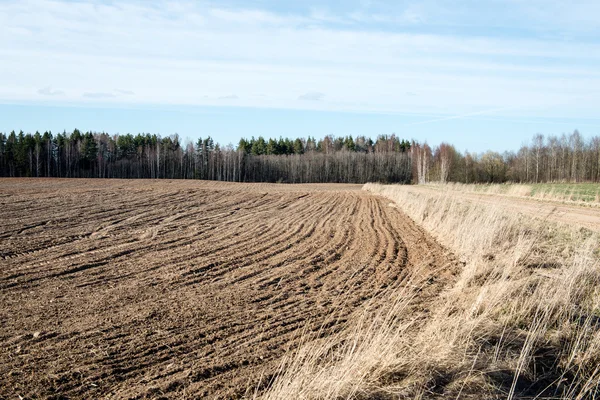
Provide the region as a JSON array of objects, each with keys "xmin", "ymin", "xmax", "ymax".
[
  {"xmin": 0, "ymin": 0, "xmax": 599, "ymax": 120},
  {"xmin": 115, "ymin": 89, "xmax": 135, "ymax": 96},
  {"xmin": 404, "ymin": 106, "xmax": 518, "ymax": 126},
  {"xmin": 37, "ymin": 86, "xmax": 64, "ymax": 96},
  {"xmin": 298, "ymin": 91, "xmax": 325, "ymax": 101},
  {"xmin": 82, "ymin": 92, "xmax": 116, "ymax": 99}
]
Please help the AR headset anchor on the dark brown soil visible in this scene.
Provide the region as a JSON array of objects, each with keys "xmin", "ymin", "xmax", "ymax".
[{"xmin": 0, "ymin": 179, "xmax": 456, "ymax": 399}]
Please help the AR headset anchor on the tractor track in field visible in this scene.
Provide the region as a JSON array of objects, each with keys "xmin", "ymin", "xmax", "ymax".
[{"xmin": 0, "ymin": 179, "xmax": 459, "ymax": 399}]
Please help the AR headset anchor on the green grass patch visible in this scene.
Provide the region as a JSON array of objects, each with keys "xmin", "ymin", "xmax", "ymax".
[
  {"xmin": 431, "ymin": 182, "xmax": 600, "ymax": 203},
  {"xmin": 530, "ymin": 183, "xmax": 600, "ymax": 202}
]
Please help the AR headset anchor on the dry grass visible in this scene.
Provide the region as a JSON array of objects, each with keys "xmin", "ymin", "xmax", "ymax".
[
  {"xmin": 260, "ymin": 284, "xmax": 419, "ymax": 400},
  {"xmin": 260, "ymin": 183, "xmax": 600, "ymax": 399}
]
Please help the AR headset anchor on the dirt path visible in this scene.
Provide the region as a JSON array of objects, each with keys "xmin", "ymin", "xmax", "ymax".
[
  {"xmin": 0, "ymin": 179, "xmax": 457, "ymax": 399},
  {"xmin": 405, "ymin": 185, "xmax": 600, "ymax": 232}
]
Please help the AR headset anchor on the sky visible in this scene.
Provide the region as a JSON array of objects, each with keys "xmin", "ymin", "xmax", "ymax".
[{"xmin": 1, "ymin": 0, "xmax": 599, "ymax": 153}]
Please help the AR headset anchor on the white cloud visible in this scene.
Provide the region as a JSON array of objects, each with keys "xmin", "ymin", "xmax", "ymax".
[
  {"xmin": 37, "ymin": 86, "xmax": 64, "ymax": 96},
  {"xmin": 209, "ymin": 8, "xmax": 300, "ymax": 26},
  {"xmin": 0, "ymin": 0, "xmax": 599, "ymax": 120},
  {"xmin": 298, "ymin": 92, "xmax": 325, "ymax": 101},
  {"xmin": 115, "ymin": 89, "xmax": 135, "ymax": 96},
  {"xmin": 82, "ymin": 92, "xmax": 116, "ymax": 99},
  {"xmin": 309, "ymin": 7, "xmax": 349, "ymax": 24}
]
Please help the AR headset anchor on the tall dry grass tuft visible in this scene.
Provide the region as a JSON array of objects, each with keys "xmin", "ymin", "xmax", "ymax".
[
  {"xmin": 260, "ymin": 183, "xmax": 600, "ymax": 399},
  {"xmin": 261, "ymin": 282, "xmax": 420, "ymax": 400}
]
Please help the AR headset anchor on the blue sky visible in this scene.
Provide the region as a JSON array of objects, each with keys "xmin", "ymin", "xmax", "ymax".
[{"xmin": 1, "ymin": 0, "xmax": 599, "ymax": 152}]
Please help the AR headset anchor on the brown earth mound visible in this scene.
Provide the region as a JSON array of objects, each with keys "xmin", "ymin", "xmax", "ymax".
[{"xmin": 0, "ymin": 179, "xmax": 456, "ymax": 399}]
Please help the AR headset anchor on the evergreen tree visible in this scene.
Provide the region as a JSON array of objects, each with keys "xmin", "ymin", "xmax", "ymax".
[
  {"xmin": 81, "ymin": 131, "xmax": 98, "ymax": 170},
  {"xmin": 343, "ymin": 136, "xmax": 356, "ymax": 151},
  {"xmin": 293, "ymin": 138, "xmax": 304, "ymax": 154},
  {"xmin": 251, "ymin": 136, "xmax": 266, "ymax": 155}
]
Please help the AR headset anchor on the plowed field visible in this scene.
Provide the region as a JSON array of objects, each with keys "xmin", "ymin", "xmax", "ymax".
[{"xmin": 0, "ymin": 179, "xmax": 456, "ymax": 399}]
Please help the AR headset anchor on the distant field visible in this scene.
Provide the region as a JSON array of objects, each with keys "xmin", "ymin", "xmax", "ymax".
[
  {"xmin": 527, "ymin": 182, "xmax": 600, "ymax": 202},
  {"xmin": 429, "ymin": 182, "xmax": 600, "ymax": 204}
]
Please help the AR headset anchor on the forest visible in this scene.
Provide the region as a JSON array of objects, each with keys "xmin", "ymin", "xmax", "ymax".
[
  {"xmin": 0, "ymin": 129, "xmax": 599, "ymax": 184},
  {"xmin": 414, "ymin": 130, "xmax": 600, "ymax": 184},
  {"xmin": 0, "ymin": 130, "xmax": 412, "ymax": 183}
]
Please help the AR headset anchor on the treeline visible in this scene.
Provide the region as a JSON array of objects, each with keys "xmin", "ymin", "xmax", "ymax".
[
  {"xmin": 414, "ymin": 130, "xmax": 600, "ymax": 183},
  {"xmin": 0, "ymin": 130, "xmax": 412, "ymax": 183},
  {"xmin": 1, "ymin": 128, "xmax": 598, "ymax": 184}
]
